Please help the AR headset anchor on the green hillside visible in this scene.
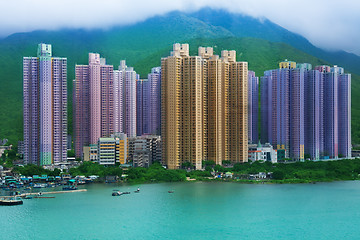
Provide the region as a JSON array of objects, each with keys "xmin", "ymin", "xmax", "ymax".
[{"xmin": 0, "ymin": 10, "xmax": 359, "ymax": 146}]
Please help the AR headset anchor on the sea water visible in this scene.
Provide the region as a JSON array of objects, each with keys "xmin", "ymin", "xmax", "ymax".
[{"xmin": 1, "ymin": 181, "xmax": 360, "ymax": 240}]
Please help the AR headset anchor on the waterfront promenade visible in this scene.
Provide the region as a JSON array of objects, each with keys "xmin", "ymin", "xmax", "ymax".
[{"xmin": 1, "ymin": 189, "xmax": 87, "ymax": 198}]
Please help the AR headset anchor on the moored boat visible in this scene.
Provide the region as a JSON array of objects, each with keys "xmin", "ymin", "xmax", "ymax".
[
  {"xmin": 0, "ymin": 198, "xmax": 23, "ymax": 206},
  {"xmin": 112, "ymin": 191, "xmax": 123, "ymax": 196},
  {"xmin": 63, "ymin": 185, "xmax": 78, "ymax": 191}
]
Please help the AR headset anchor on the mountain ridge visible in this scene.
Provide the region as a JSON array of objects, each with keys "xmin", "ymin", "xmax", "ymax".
[{"xmin": 0, "ymin": 8, "xmax": 359, "ymax": 145}]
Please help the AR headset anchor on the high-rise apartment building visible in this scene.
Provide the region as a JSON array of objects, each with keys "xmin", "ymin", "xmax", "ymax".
[
  {"xmin": 136, "ymin": 79, "xmax": 150, "ymax": 136},
  {"xmin": 137, "ymin": 67, "xmax": 162, "ymax": 136},
  {"xmin": 74, "ymin": 53, "xmax": 114, "ymax": 158},
  {"xmin": 261, "ymin": 61, "xmax": 304, "ymax": 160},
  {"xmin": 114, "ymin": 60, "xmax": 137, "ymax": 137},
  {"xmin": 338, "ymin": 73, "xmax": 351, "ymax": 158},
  {"xmin": 248, "ymin": 71, "xmax": 259, "ymax": 144},
  {"xmin": 23, "ymin": 43, "xmax": 67, "ymax": 165},
  {"xmin": 304, "ymin": 68, "xmax": 323, "ymax": 160},
  {"xmin": 148, "ymin": 67, "xmax": 162, "ymax": 135},
  {"xmin": 261, "ymin": 61, "xmax": 351, "ymax": 160},
  {"xmin": 162, "ymin": 44, "xmax": 248, "ymax": 169}
]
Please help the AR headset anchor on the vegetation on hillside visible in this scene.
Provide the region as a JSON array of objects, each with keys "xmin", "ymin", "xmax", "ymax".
[
  {"xmin": 58, "ymin": 159, "xmax": 360, "ymax": 184},
  {"xmin": 0, "ymin": 13, "xmax": 359, "ymax": 145},
  {"xmin": 13, "ymin": 164, "xmax": 61, "ymax": 177}
]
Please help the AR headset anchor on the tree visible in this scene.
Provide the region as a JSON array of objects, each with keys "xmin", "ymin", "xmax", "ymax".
[
  {"xmin": 272, "ymin": 170, "xmax": 285, "ymax": 180},
  {"xmin": 67, "ymin": 150, "xmax": 75, "ymax": 157},
  {"xmin": 202, "ymin": 160, "xmax": 215, "ymax": 168},
  {"xmin": 181, "ymin": 161, "xmax": 194, "ymax": 169}
]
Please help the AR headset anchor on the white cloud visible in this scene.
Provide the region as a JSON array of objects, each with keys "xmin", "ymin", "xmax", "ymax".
[{"xmin": 1, "ymin": 0, "xmax": 360, "ymax": 55}]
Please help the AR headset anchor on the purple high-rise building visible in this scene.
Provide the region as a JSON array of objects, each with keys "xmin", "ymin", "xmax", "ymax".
[
  {"xmin": 136, "ymin": 67, "xmax": 161, "ymax": 136},
  {"xmin": 323, "ymin": 69, "xmax": 339, "ymax": 158},
  {"xmin": 136, "ymin": 79, "xmax": 150, "ymax": 136},
  {"xmin": 148, "ymin": 67, "xmax": 161, "ymax": 135},
  {"xmin": 23, "ymin": 44, "xmax": 67, "ymax": 165},
  {"xmin": 289, "ymin": 68, "xmax": 305, "ymax": 160},
  {"xmin": 261, "ymin": 62, "xmax": 351, "ymax": 161},
  {"xmin": 74, "ymin": 53, "xmax": 114, "ymax": 158},
  {"xmin": 114, "ymin": 60, "xmax": 137, "ymax": 137},
  {"xmin": 304, "ymin": 69, "xmax": 323, "ymax": 160},
  {"xmin": 248, "ymin": 71, "xmax": 258, "ymax": 144},
  {"xmin": 338, "ymin": 73, "xmax": 351, "ymax": 158},
  {"xmin": 113, "ymin": 68, "xmax": 124, "ymax": 134},
  {"xmin": 74, "ymin": 65, "xmax": 90, "ymax": 158},
  {"xmin": 260, "ymin": 75, "xmax": 269, "ymax": 143},
  {"xmin": 261, "ymin": 61, "xmax": 303, "ymax": 160},
  {"xmin": 315, "ymin": 65, "xmax": 351, "ymax": 159}
]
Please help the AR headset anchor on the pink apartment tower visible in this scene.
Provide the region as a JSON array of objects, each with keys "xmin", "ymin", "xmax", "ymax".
[
  {"xmin": 74, "ymin": 53, "xmax": 114, "ymax": 158},
  {"xmin": 23, "ymin": 43, "xmax": 67, "ymax": 165}
]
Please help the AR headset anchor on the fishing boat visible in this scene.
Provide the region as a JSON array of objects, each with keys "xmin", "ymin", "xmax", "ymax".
[
  {"xmin": 0, "ymin": 198, "xmax": 23, "ymax": 206},
  {"xmin": 112, "ymin": 191, "xmax": 123, "ymax": 196}
]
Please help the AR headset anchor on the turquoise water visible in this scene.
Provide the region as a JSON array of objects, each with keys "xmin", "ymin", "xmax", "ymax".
[{"xmin": 1, "ymin": 181, "xmax": 360, "ymax": 239}]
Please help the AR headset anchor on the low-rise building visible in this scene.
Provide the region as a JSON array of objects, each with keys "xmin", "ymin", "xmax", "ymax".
[
  {"xmin": 128, "ymin": 135, "xmax": 161, "ymax": 167},
  {"xmin": 82, "ymin": 144, "xmax": 98, "ymax": 162},
  {"xmin": 248, "ymin": 142, "xmax": 277, "ymax": 163},
  {"xmin": 112, "ymin": 133, "xmax": 128, "ymax": 165},
  {"xmin": 90, "ymin": 133, "xmax": 128, "ymax": 166},
  {"xmin": 98, "ymin": 138, "xmax": 117, "ymax": 165},
  {"xmin": 18, "ymin": 141, "xmax": 24, "ymax": 156}
]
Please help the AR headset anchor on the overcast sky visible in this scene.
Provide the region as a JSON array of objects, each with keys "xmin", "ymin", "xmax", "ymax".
[{"xmin": 2, "ymin": 0, "xmax": 359, "ymax": 55}]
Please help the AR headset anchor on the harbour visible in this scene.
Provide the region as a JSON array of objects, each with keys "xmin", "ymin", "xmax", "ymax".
[{"xmin": 1, "ymin": 181, "xmax": 360, "ymax": 239}]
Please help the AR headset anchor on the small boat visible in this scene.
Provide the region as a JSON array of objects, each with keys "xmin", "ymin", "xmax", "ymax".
[
  {"xmin": 168, "ymin": 191, "xmax": 174, "ymax": 193},
  {"xmin": 22, "ymin": 196, "xmax": 33, "ymax": 199},
  {"xmin": 122, "ymin": 192, "xmax": 131, "ymax": 194},
  {"xmin": 77, "ymin": 180, "xmax": 86, "ymax": 185},
  {"xmin": 112, "ymin": 191, "xmax": 123, "ymax": 196},
  {"xmin": 34, "ymin": 196, "xmax": 55, "ymax": 199},
  {"xmin": 0, "ymin": 198, "xmax": 23, "ymax": 206},
  {"xmin": 134, "ymin": 188, "xmax": 140, "ymax": 193},
  {"xmin": 63, "ymin": 185, "xmax": 78, "ymax": 191}
]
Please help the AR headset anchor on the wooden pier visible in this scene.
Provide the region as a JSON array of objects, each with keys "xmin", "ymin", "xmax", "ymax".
[{"xmin": 1, "ymin": 189, "xmax": 87, "ymax": 198}]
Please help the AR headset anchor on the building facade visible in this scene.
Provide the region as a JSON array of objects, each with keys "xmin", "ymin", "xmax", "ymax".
[
  {"xmin": 73, "ymin": 53, "xmax": 114, "ymax": 158},
  {"xmin": 97, "ymin": 133, "xmax": 127, "ymax": 165},
  {"xmin": 23, "ymin": 43, "xmax": 67, "ymax": 165},
  {"xmin": 261, "ymin": 61, "xmax": 351, "ymax": 160},
  {"xmin": 162, "ymin": 44, "xmax": 248, "ymax": 169},
  {"xmin": 136, "ymin": 79, "xmax": 150, "ymax": 136},
  {"xmin": 116, "ymin": 60, "xmax": 137, "ymax": 138},
  {"xmin": 248, "ymin": 142, "xmax": 277, "ymax": 163},
  {"xmin": 148, "ymin": 67, "xmax": 162, "ymax": 135},
  {"xmin": 261, "ymin": 61, "xmax": 304, "ymax": 161},
  {"xmin": 128, "ymin": 135, "xmax": 161, "ymax": 167},
  {"xmin": 248, "ymin": 70, "xmax": 259, "ymax": 144}
]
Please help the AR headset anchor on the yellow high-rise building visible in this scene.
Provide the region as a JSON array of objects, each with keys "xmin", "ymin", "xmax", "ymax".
[{"xmin": 162, "ymin": 44, "xmax": 248, "ymax": 169}]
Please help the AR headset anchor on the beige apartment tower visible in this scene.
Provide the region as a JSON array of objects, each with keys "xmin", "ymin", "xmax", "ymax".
[{"xmin": 162, "ymin": 44, "xmax": 248, "ymax": 169}]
